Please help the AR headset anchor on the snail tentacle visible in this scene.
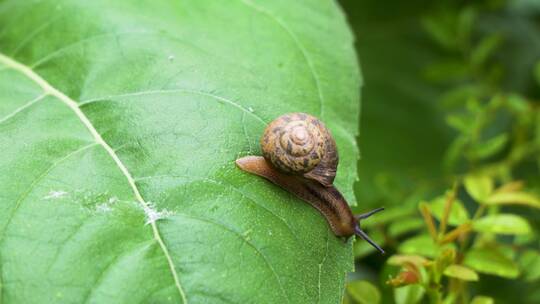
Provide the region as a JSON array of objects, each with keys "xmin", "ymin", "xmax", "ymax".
[
  {"xmin": 354, "ymin": 226, "xmax": 385, "ymax": 254},
  {"xmin": 356, "ymin": 207, "xmax": 385, "ymax": 220}
]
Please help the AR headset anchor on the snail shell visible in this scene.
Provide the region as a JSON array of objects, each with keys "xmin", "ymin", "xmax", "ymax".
[{"xmin": 260, "ymin": 113, "xmax": 338, "ymax": 187}]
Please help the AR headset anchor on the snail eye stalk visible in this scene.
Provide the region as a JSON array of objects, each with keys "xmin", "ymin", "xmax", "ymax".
[{"xmin": 354, "ymin": 207, "xmax": 385, "ymax": 254}]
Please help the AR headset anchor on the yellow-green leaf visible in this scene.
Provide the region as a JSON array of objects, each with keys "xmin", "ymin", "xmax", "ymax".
[
  {"xmin": 464, "ymin": 248, "xmax": 519, "ymax": 278},
  {"xmin": 346, "ymin": 280, "xmax": 381, "ymax": 304},
  {"xmin": 394, "ymin": 284, "xmax": 425, "ymax": 304},
  {"xmin": 430, "ymin": 196, "xmax": 469, "ymax": 226},
  {"xmin": 388, "ymin": 218, "xmax": 424, "ymax": 237},
  {"xmin": 398, "ymin": 235, "xmax": 456, "ymax": 259},
  {"xmin": 519, "ymin": 250, "xmax": 540, "ymax": 282},
  {"xmin": 464, "ymin": 175, "xmax": 494, "ymax": 202},
  {"xmin": 470, "ymin": 133, "xmax": 508, "ymax": 160},
  {"xmin": 471, "ymin": 296, "xmax": 494, "ymax": 304},
  {"xmin": 473, "ymin": 214, "xmax": 532, "ymax": 235},
  {"xmin": 443, "ymin": 265, "xmax": 479, "ymax": 281},
  {"xmin": 485, "ymin": 192, "xmax": 540, "ymax": 208},
  {"xmin": 387, "ymin": 255, "xmax": 429, "ymax": 267}
]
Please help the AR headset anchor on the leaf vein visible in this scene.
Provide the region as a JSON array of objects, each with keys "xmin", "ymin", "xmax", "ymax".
[
  {"xmin": 0, "ymin": 93, "xmax": 47, "ymax": 125},
  {"xmin": 79, "ymin": 88, "xmax": 267, "ymax": 125},
  {"xmin": 0, "ymin": 142, "xmax": 98, "ymax": 236},
  {"xmin": 317, "ymin": 229, "xmax": 330, "ymax": 304}
]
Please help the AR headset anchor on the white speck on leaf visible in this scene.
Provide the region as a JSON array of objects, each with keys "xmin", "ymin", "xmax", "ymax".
[
  {"xmin": 95, "ymin": 196, "xmax": 118, "ymax": 213},
  {"xmin": 248, "ymin": 106, "xmax": 254, "ymax": 112},
  {"xmin": 243, "ymin": 229, "xmax": 253, "ymax": 236},
  {"xmin": 168, "ymin": 55, "xmax": 175, "ymax": 62},
  {"xmin": 44, "ymin": 190, "xmax": 68, "ymax": 200},
  {"xmin": 96, "ymin": 203, "xmax": 112, "ymax": 213},
  {"xmin": 143, "ymin": 202, "xmax": 174, "ymax": 225}
]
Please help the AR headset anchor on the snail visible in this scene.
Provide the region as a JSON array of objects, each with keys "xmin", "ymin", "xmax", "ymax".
[{"xmin": 236, "ymin": 113, "xmax": 385, "ymax": 254}]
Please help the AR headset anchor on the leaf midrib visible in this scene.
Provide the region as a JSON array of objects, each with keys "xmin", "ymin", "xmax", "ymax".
[{"xmin": 0, "ymin": 52, "xmax": 188, "ymax": 303}]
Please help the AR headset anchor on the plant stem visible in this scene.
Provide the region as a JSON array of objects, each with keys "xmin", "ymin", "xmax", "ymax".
[{"xmin": 439, "ymin": 183, "xmax": 458, "ymax": 237}]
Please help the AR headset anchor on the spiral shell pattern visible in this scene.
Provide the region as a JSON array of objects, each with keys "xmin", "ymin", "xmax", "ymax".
[{"xmin": 261, "ymin": 113, "xmax": 338, "ymax": 186}]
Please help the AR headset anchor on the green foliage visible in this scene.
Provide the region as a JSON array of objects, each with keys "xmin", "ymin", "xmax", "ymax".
[
  {"xmin": 443, "ymin": 265, "xmax": 479, "ymax": 282},
  {"xmin": 344, "ymin": 280, "xmax": 381, "ymax": 304},
  {"xmin": 342, "ymin": 0, "xmax": 540, "ymax": 303},
  {"xmin": 0, "ymin": 1, "xmax": 361, "ymax": 303}
]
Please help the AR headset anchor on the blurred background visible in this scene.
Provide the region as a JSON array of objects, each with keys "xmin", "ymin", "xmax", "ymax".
[{"xmin": 338, "ymin": 0, "xmax": 540, "ymax": 303}]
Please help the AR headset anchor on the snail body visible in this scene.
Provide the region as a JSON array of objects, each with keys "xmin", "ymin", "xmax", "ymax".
[
  {"xmin": 236, "ymin": 113, "xmax": 384, "ymax": 254},
  {"xmin": 236, "ymin": 155, "xmax": 355, "ymax": 236}
]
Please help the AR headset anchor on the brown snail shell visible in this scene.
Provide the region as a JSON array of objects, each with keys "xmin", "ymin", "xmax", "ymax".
[{"xmin": 260, "ymin": 113, "xmax": 338, "ymax": 187}]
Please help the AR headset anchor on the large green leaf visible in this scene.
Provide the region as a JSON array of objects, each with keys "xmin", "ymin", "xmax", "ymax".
[{"xmin": 0, "ymin": 1, "xmax": 360, "ymax": 303}]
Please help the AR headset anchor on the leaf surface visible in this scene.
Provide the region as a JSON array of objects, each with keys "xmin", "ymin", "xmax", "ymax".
[
  {"xmin": 443, "ymin": 265, "xmax": 479, "ymax": 281},
  {"xmin": 0, "ymin": 1, "xmax": 360, "ymax": 303},
  {"xmin": 464, "ymin": 248, "xmax": 520, "ymax": 279},
  {"xmin": 346, "ymin": 280, "xmax": 381, "ymax": 304},
  {"xmin": 473, "ymin": 214, "xmax": 532, "ymax": 235}
]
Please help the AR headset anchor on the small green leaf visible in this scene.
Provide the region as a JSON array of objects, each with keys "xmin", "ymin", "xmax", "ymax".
[
  {"xmin": 446, "ymin": 114, "xmax": 474, "ymax": 133},
  {"xmin": 394, "ymin": 284, "xmax": 425, "ymax": 304},
  {"xmin": 471, "ymin": 296, "xmax": 494, "ymax": 304},
  {"xmin": 399, "ymin": 235, "xmax": 455, "ymax": 258},
  {"xmin": 389, "ymin": 218, "xmax": 424, "ymax": 237},
  {"xmin": 444, "ymin": 136, "xmax": 469, "ymax": 169},
  {"xmin": 443, "ymin": 265, "xmax": 479, "ymax": 281},
  {"xmin": 457, "ymin": 6, "xmax": 476, "ymax": 46},
  {"xmin": 430, "ymin": 196, "xmax": 469, "ymax": 226},
  {"xmin": 423, "ymin": 60, "xmax": 469, "ymax": 83},
  {"xmin": 399, "ymin": 235, "xmax": 437, "ymax": 257},
  {"xmin": 473, "ymin": 214, "xmax": 532, "ymax": 235},
  {"xmin": 519, "ymin": 250, "xmax": 540, "ymax": 282},
  {"xmin": 470, "ymin": 133, "xmax": 509, "ymax": 159},
  {"xmin": 346, "ymin": 280, "xmax": 381, "ymax": 304},
  {"xmin": 440, "ymin": 85, "xmax": 482, "ymax": 107},
  {"xmin": 484, "ymin": 192, "xmax": 540, "ymax": 208},
  {"xmin": 471, "ymin": 34, "xmax": 502, "ymax": 66},
  {"xmin": 464, "ymin": 175, "xmax": 494, "ymax": 202},
  {"xmin": 464, "ymin": 248, "xmax": 520, "ymax": 278},
  {"xmin": 421, "ymin": 10, "xmax": 460, "ymax": 51},
  {"xmin": 387, "ymin": 255, "xmax": 429, "ymax": 267},
  {"xmin": 507, "ymin": 94, "xmax": 530, "ymax": 113}
]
